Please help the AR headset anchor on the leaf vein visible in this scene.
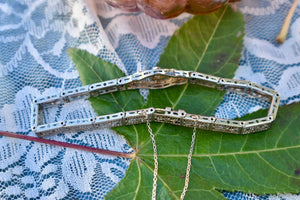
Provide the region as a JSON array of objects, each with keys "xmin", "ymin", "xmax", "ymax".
[
  {"xmin": 285, "ymin": 149, "xmax": 300, "ymax": 164},
  {"xmin": 140, "ymin": 144, "xmax": 300, "ymax": 157},
  {"xmin": 256, "ymin": 153, "xmax": 300, "ymax": 180},
  {"xmin": 239, "ymin": 134, "xmax": 248, "ymax": 152},
  {"xmin": 170, "ymin": 7, "xmax": 228, "ymax": 110},
  {"xmin": 274, "ymin": 118, "xmax": 294, "ymax": 148},
  {"xmin": 233, "ymin": 155, "xmax": 276, "ymax": 190},
  {"xmin": 133, "ymin": 160, "xmax": 142, "ymax": 200},
  {"xmin": 194, "ymin": 6, "xmax": 228, "ymax": 72},
  {"xmin": 140, "ymin": 159, "xmax": 179, "ymax": 200},
  {"xmin": 209, "ymin": 157, "xmax": 234, "ymax": 187}
]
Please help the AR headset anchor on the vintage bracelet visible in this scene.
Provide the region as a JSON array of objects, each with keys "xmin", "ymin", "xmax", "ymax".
[{"xmin": 31, "ymin": 67, "xmax": 280, "ymax": 137}]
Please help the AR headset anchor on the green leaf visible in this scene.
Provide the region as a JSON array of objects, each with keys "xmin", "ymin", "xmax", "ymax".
[
  {"xmin": 68, "ymin": 5, "xmax": 300, "ymax": 200},
  {"xmin": 68, "ymin": 48, "xmax": 145, "ymax": 148}
]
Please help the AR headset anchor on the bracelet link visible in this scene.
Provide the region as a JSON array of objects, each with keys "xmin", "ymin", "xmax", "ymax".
[{"xmin": 31, "ymin": 68, "xmax": 280, "ymax": 137}]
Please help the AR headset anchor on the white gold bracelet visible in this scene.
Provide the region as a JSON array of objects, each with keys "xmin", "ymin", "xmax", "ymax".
[{"xmin": 31, "ymin": 67, "xmax": 280, "ymax": 137}]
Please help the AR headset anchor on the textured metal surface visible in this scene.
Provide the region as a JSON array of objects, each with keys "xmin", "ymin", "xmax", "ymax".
[{"xmin": 31, "ymin": 68, "xmax": 280, "ymax": 137}]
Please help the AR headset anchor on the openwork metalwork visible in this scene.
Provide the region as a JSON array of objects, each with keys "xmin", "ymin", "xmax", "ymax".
[{"xmin": 31, "ymin": 67, "xmax": 280, "ymax": 137}]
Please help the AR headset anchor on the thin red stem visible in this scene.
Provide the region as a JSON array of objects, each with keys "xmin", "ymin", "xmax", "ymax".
[{"xmin": 0, "ymin": 130, "xmax": 135, "ymax": 159}]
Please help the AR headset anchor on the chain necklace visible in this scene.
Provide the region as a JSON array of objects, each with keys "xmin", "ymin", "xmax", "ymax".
[
  {"xmin": 146, "ymin": 115, "xmax": 197, "ymax": 200},
  {"xmin": 145, "ymin": 117, "xmax": 158, "ymax": 200}
]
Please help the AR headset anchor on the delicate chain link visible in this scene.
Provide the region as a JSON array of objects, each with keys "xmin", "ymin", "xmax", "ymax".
[
  {"xmin": 179, "ymin": 120, "xmax": 197, "ymax": 200},
  {"xmin": 146, "ymin": 111, "xmax": 197, "ymax": 200},
  {"xmin": 145, "ymin": 113, "xmax": 158, "ymax": 200}
]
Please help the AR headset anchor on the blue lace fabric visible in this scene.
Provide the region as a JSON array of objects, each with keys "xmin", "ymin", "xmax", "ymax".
[{"xmin": 0, "ymin": 0, "xmax": 299, "ymax": 199}]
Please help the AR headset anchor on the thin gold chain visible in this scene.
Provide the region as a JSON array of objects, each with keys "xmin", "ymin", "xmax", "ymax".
[
  {"xmin": 180, "ymin": 121, "xmax": 197, "ymax": 200},
  {"xmin": 146, "ymin": 114, "xmax": 197, "ymax": 200},
  {"xmin": 145, "ymin": 114, "xmax": 158, "ymax": 200}
]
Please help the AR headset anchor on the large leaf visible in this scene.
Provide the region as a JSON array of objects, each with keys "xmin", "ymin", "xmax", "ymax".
[
  {"xmin": 68, "ymin": 49, "xmax": 145, "ymax": 148},
  {"xmin": 69, "ymin": 5, "xmax": 300, "ymax": 200}
]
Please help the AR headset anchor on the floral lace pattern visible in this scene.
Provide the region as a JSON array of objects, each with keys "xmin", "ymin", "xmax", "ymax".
[{"xmin": 0, "ymin": 0, "xmax": 299, "ymax": 199}]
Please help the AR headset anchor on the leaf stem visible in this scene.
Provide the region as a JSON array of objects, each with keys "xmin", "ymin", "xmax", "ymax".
[
  {"xmin": 276, "ymin": 0, "xmax": 299, "ymax": 44},
  {"xmin": 0, "ymin": 130, "xmax": 136, "ymax": 159}
]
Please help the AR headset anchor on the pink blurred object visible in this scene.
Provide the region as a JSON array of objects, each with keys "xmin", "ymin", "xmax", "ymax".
[{"xmin": 103, "ymin": 0, "xmax": 232, "ymax": 19}]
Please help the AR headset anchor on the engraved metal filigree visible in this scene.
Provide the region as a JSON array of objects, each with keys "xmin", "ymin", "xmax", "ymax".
[{"xmin": 31, "ymin": 67, "xmax": 280, "ymax": 137}]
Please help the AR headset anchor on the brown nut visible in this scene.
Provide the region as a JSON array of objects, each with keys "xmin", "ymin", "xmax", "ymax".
[{"xmin": 104, "ymin": 0, "xmax": 233, "ymax": 19}]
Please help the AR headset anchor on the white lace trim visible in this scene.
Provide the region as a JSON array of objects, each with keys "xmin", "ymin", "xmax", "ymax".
[
  {"xmin": 244, "ymin": 18, "xmax": 300, "ymax": 64},
  {"xmin": 239, "ymin": 0, "xmax": 287, "ymax": 15}
]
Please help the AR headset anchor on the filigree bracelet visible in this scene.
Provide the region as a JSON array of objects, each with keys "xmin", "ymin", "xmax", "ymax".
[{"xmin": 31, "ymin": 67, "xmax": 280, "ymax": 137}]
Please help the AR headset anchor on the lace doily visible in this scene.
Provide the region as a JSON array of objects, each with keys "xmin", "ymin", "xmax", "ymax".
[{"xmin": 0, "ymin": 0, "xmax": 299, "ymax": 199}]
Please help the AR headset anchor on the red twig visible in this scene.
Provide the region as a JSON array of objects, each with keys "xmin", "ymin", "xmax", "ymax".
[{"xmin": 0, "ymin": 130, "xmax": 135, "ymax": 159}]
